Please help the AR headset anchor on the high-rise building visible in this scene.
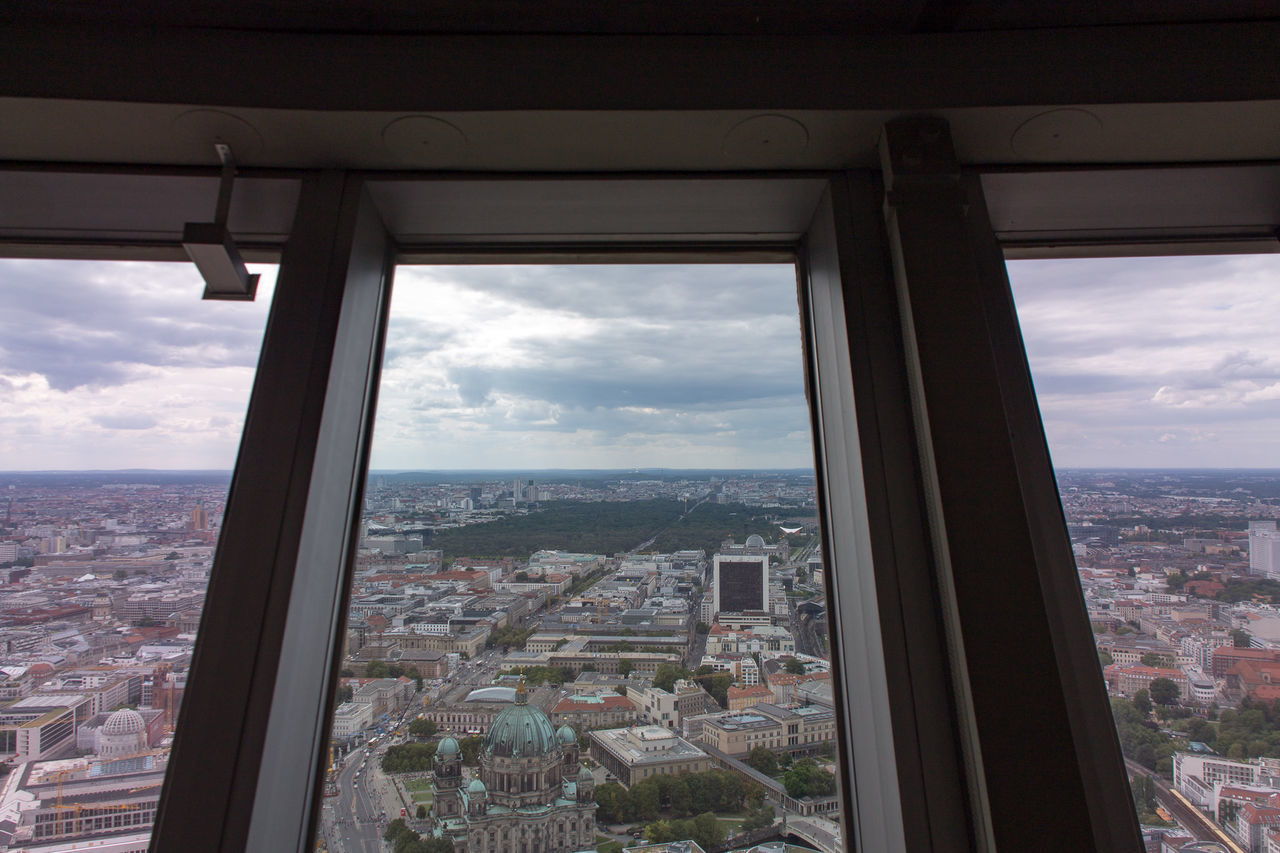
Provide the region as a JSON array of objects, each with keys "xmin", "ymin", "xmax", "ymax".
[
  {"xmin": 1250, "ymin": 521, "xmax": 1280, "ymax": 578},
  {"xmin": 712, "ymin": 554, "xmax": 768, "ymax": 615}
]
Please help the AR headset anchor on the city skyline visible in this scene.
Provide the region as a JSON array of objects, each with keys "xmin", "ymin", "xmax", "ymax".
[{"xmin": 3, "ymin": 256, "xmax": 1280, "ymax": 469}]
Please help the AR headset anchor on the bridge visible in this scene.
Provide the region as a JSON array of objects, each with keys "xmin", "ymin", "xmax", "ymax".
[{"xmin": 784, "ymin": 815, "xmax": 842, "ymax": 853}]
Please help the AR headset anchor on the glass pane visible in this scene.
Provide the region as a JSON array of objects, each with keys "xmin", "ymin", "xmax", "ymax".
[
  {"xmin": 0, "ymin": 259, "xmax": 275, "ymax": 849},
  {"xmin": 1008, "ymin": 254, "xmax": 1280, "ymax": 850},
  {"xmin": 317, "ymin": 264, "xmax": 844, "ymax": 853}
]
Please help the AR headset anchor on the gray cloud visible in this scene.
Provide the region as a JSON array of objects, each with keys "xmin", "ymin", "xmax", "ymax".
[
  {"xmin": 91, "ymin": 413, "xmax": 158, "ymax": 430},
  {"xmin": 1009, "ymin": 254, "xmax": 1280, "ymax": 466},
  {"xmin": 0, "ymin": 259, "xmax": 271, "ymax": 390}
]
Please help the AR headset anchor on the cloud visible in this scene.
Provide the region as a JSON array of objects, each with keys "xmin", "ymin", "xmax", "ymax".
[
  {"xmin": 1009, "ymin": 254, "xmax": 1280, "ymax": 467},
  {"xmin": 369, "ymin": 264, "xmax": 813, "ymax": 469},
  {"xmin": 0, "ymin": 259, "xmax": 273, "ymax": 391},
  {"xmin": 91, "ymin": 413, "xmax": 157, "ymax": 430},
  {"xmin": 0, "ymin": 260, "xmax": 275, "ymax": 469}
]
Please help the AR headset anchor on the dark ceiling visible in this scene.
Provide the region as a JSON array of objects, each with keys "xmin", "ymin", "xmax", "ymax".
[{"xmin": 4, "ymin": 0, "xmax": 1279, "ymax": 35}]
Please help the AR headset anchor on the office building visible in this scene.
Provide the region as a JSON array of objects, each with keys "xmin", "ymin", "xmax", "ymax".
[
  {"xmin": 1252, "ymin": 522, "xmax": 1280, "ymax": 578},
  {"xmin": 712, "ymin": 555, "xmax": 768, "ymax": 616}
]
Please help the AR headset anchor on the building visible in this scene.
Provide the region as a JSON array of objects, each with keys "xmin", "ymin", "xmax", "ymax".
[
  {"xmin": 331, "ymin": 702, "xmax": 375, "ymax": 741},
  {"xmin": 712, "ymin": 555, "xmax": 768, "ymax": 616},
  {"xmin": 1174, "ymin": 754, "xmax": 1280, "ymax": 808},
  {"xmin": 7, "ymin": 6, "xmax": 1272, "ymax": 851},
  {"xmin": 0, "ymin": 752, "xmax": 168, "ymax": 852},
  {"xmin": 1252, "ymin": 522, "xmax": 1280, "ymax": 579},
  {"xmin": 697, "ymin": 703, "xmax": 837, "ymax": 758},
  {"xmin": 429, "ymin": 682, "xmax": 595, "ymax": 853},
  {"xmin": 727, "ymin": 685, "xmax": 773, "ymax": 712},
  {"xmin": 588, "ymin": 725, "xmax": 711, "ymax": 787},
  {"xmin": 549, "ymin": 694, "xmax": 638, "ymax": 730},
  {"xmin": 1103, "ymin": 664, "xmax": 1191, "ymax": 702},
  {"xmin": 0, "ymin": 694, "xmax": 93, "ymax": 764}
]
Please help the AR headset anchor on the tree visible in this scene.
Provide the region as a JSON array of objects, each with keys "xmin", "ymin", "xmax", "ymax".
[
  {"xmin": 618, "ymin": 658, "xmax": 633, "ymax": 677},
  {"xmin": 595, "ymin": 781, "xmax": 629, "ymax": 822},
  {"xmin": 691, "ymin": 811, "xmax": 726, "ymax": 849},
  {"xmin": 1186, "ymin": 716, "xmax": 1215, "ymax": 745},
  {"xmin": 668, "ymin": 778, "xmax": 692, "ymax": 816},
  {"xmin": 630, "ymin": 779, "xmax": 660, "ymax": 820},
  {"xmin": 652, "ymin": 663, "xmax": 692, "ymax": 693},
  {"xmin": 382, "ymin": 743, "xmax": 438, "ymax": 773},
  {"xmin": 695, "ymin": 621, "xmax": 709, "ymax": 634},
  {"xmin": 459, "ymin": 735, "xmax": 484, "ymax": 765},
  {"xmin": 1132, "ymin": 689, "xmax": 1152, "ymax": 716},
  {"xmin": 1140, "ymin": 653, "xmax": 1173, "ymax": 668},
  {"xmin": 699, "ymin": 673, "xmax": 732, "ymax": 708},
  {"xmin": 1233, "ymin": 629, "xmax": 1253, "ymax": 648},
  {"xmin": 1098, "ymin": 649, "xmax": 1114, "ymax": 666},
  {"xmin": 782, "ymin": 759, "xmax": 836, "ymax": 798},
  {"xmin": 784, "ymin": 657, "xmax": 806, "ymax": 675},
  {"xmin": 746, "ymin": 746, "xmax": 779, "ymax": 775},
  {"xmin": 1149, "ymin": 678, "xmax": 1179, "ymax": 706},
  {"xmin": 409, "ymin": 717, "xmax": 438, "ymax": 738},
  {"xmin": 742, "ymin": 803, "xmax": 775, "ymax": 831},
  {"xmin": 416, "ymin": 804, "xmax": 427, "ymax": 819},
  {"xmin": 366, "ymin": 659, "xmax": 390, "ymax": 678},
  {"xmin": 336, "ymin": 684, "xmax": 353, "ymax": 704},
  {"xmin": 384, "ymin": 819, "xmax": 411, "ymax": 844},
  {"xmin": 1130, "ymin": 773, "xmax": 1156, "ymax": 816},
  {"xmin": 113, "ymin": 569, "xmax": 128, "ymax": 580},
  {"xmin": 164, "ymin": 551, "xmax": 181, "ymax": 560}
]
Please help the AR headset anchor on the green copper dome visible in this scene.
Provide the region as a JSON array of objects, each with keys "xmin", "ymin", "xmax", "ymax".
[
  {"xmin": 557, "ymin": 724, "xmax": 576, "ymax": 744},
  {"xmin": 437, "ymin": 736, "xmax": 460, "ymax": 756},
  {"xmin": 467, "ymin": 777, "xmax": 486, "ymax": 794},
  {"xmin": 485, "ymin": 689, "xmax": 559, "ymax": 758}
]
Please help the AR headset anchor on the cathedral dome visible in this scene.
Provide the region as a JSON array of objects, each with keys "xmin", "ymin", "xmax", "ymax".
[
  {"xmin": 467, "ymin": 778, "xmax": 486, "ymax": 794},
  {"xmin": 556, "ymin": 724, "xmax": 576, "ymax": 744},
  {"xmin": 437, "ymin": 736, "xmax": 460, "ymax": 756},
  {"xmin": 484, "ymin": 683, "xmax": 558, "ymax": 758},
  {"xmin": 103, "ymin": 708, "xmax": 145, "ymax": 736}
]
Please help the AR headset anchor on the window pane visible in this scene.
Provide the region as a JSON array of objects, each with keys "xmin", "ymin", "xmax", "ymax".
[
  {"xmin": 0, "ymin": 259, "xmax": 275, "ymax": 849},
  {"xmin": 1008, "ymin": 254, "xmax": 1280, "ymax": 850},
  {"xmin": 317, "ymin": 264, "xmax": 844, "ymax": 853}
]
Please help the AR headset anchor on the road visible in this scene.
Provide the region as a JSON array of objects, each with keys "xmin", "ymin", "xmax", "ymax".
[
  {"xmin": 322, "ymin": 702, "xmax": 424, "ymax": 853},
  {"xmin": 326, "ymin": 750, "xmax": 385, "ymax": 853},
  {"xmin": 1124, "ymin": 759, "xmax": 1245, "ymax": 853}
]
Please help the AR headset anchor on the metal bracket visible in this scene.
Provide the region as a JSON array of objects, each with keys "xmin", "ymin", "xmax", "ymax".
[{"xmin": 183, "ymin": 144, "xmax": 260, "ymax": 301}]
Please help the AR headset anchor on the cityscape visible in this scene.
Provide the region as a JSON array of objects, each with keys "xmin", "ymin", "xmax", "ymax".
[{"xmin": 2, "ymin": 468, "xmax": 1280, "ymax": 852}]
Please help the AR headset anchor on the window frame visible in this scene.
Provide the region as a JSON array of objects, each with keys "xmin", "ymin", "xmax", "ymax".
[{"xmin": 11, "ymin": 148, "xmax": 1274, "ymax": 851}]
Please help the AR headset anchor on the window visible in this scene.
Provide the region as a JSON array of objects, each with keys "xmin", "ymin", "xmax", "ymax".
[
  {"xmin": 0, "ymin": 258, "xmax": 276, "ymax": 850},
  {"xmin": 10, "ymin": 147, "xmax": 1263, "ymax": 853},
  {"xmin": 1008, "ymin": 254, "xmax": 1280, "ymax": 838}
]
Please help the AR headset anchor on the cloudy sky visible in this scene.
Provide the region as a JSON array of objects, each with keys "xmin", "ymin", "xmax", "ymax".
[
  {"xmin": 0, "ymin": 259, "xmax": 275, "ymax": 470},
  {"xmin": 2, "ymin": 255, "xmax": 1280, "ymax": 471}
]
